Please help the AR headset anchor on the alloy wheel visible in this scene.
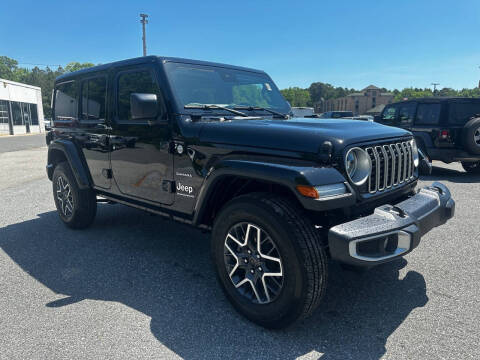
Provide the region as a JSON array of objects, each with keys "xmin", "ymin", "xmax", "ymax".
[
  {"xmin": 56, "ymin": 176, "xmax": 74, "ymax": 217},
  {"xmin": 224, "ymin": 222, "xmax": 284, "ymax": 304},
  {"xmin": 474, "ymin": 129, "xmax": 480, "ymax": 146}
]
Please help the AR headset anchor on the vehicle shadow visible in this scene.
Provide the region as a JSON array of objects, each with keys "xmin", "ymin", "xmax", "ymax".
[
  {"xmin": 0, "ymin": 205, "xmax": 428, "ymax": 360},
  {"xmin": 420, "ymin": 164, "xmax": 480, "ymax": 184}
]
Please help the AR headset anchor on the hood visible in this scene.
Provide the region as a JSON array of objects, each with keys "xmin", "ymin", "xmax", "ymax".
[{"xmin": 198, "ymin": 117, "xmax": 411, "ymax": 155}]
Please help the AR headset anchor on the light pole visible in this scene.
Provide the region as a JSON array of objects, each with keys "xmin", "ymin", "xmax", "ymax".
[
  {"xmin": 431, "ymin": 83, "xmax": 440, "ymax": 95},
  {"xmin": 140, "ymin": 14, "xmax": 149, "ymax": 56}
]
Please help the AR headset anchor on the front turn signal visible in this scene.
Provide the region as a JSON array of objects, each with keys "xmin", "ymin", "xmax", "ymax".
[{"xmin": 296, "ymin": 185, "xmax": 319, "ymax": 199}]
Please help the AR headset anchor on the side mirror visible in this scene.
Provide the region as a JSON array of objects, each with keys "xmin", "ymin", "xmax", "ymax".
[{"xmin": 130, "ymin": 93, "xmax": 158, "ymax": 120}]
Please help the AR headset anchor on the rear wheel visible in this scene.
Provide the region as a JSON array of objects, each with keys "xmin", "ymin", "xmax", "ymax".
[
  {"xmin": 52, "ymin": 162, "xmax": 97, "ymax": 229},
  {"xmin": 462, "ymin": 117, "xmax": 480, "ymax": 155},
  {"xmin": 461, "ymin": 161, "xmax": 480, "ymax": 174},
  {"xmin": 211, "ymin": 193, "xmax": 328, "ymax": 329}
]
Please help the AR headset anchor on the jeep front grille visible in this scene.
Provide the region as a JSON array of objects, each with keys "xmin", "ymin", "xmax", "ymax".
[{"xmin": 365, "ymin": 141, "xmax": 415, "ymax": 194}]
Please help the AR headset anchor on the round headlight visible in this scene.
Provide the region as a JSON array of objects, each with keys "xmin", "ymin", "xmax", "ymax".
[
  {"xmin": 345, "ymin": 147, "xmax": 371, "ymax": 186},
  {"xmin": 410, "ymin": 139, "xmax": 419, "ymax": 167}
]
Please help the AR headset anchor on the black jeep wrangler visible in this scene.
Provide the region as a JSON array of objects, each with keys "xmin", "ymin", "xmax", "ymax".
[
  {"xmin": 46, "ymin": 56, "xmax": 455, "ymax": 328},
  {"xmin": 379, "ymin": 98, "xmax": 480, "ymax": 173}
]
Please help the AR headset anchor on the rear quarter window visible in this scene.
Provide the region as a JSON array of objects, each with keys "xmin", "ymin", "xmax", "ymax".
[
  {"xmin": 448, "ymin": 102, "xmax": 480, "ymax": 125},
  {"xmin": 54, "ymin": 81, "xmax": 78, "ymax": 121}
]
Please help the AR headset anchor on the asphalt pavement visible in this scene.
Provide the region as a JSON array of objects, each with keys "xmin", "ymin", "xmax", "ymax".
[
  {"xmin": 0, "ymin": 133, "xmax": 46, "ymax": 153},
  {"xmin": 0, "ymin": 140, "xmax": 479, "ymax": 359}
]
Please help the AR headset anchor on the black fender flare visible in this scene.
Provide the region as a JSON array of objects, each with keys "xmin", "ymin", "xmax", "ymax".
[
  {"xmin": 412, "ymin": 132, "xmax": 432, "ymax": 153},
  {"xmin": 47, "ymin": 140, "xmax": 92, "ymax": 189},
  {"xmin": 192, "ymin": 158, "xmax": 354, "ymax": 225}
]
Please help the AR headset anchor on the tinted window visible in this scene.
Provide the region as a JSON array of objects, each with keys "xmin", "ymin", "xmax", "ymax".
[
  {"xmin": 117, "ymin": 70, "xmax": 159, "ymax": 120},
  {"xmin": 11, "ymin": 102, "xmax": 22, "ymax": 125},
  {"xmin": 398, "ymin": 103, "xmax": 416, "ymax": 126},
  {"xmin": 381, "ymin": 105, "xmax": 397, "ymax": 125},
  {"xmin": 448, "ymin": 102, "xmax": 480, "ymax": 124},
  {"xmin": 30, "ymin": 104, "xmax": 38, "ymax": 125},
  {"xmin": 0, "ymin": 100, "xmax": 9, "ymax": 124},
  {"xmin": 55, "ymin": 81, "xmax": 78, "ymax": 120},
  {"xmin": 21, "ymin": 103, "xmax": 31, "ymax": 124},
  {"xmin": 81, "ymin": 77, "xmax": 107, "ymax": 121},
  {"xmin": 415, "ymin": 103, "xmax": 441, "ymax": 125}
]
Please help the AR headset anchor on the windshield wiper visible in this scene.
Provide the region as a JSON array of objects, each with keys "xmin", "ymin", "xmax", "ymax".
[
  {"xmin": 184, "ymin": 104, "xmax": 248, "ymax": 117},
  {"xmin": 233, "ymin": 106, "xmax": 288, "ymax": 119}
]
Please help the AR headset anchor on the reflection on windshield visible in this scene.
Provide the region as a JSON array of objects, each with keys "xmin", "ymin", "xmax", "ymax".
[{"xmin": 165, "ymin": 62, "xmax": 290, "ymax": 114}]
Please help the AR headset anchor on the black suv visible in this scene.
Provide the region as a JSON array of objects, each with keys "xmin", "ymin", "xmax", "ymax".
[
  {"xmin": 379, "ymin": 98, "xmax": 480, "ymax": 173},
  {"xmin": 46, "ymin": 56, "xmax": 454, "ymax": 328}
]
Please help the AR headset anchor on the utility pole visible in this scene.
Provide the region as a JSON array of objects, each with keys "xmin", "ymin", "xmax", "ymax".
[
  {"xmin": 140, "ymin": 13, "xmax": 149, "ymax": 56},
  {"xmin": 431, "ymin": 83, "xmax": 440, "ymax": 95}
]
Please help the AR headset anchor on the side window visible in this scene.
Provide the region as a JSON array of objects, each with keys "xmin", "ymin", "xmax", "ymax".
[
  {"xmin": 381, "ymin": 105, "xmax": 398, "ymax": 124},
  {"xmin": 448, "ymin": 102, "xmax": 480, "ymax": 124},
  {"xmin": 30, "ymin": 104, "xmax": 38, "ymax": 125},
  {"xmin": 398, "ymin": 103, "xmax": 416, "ymax": 126},
  {"xmin": 117, "ymin": 70, "xmax": 160, "ymax": 120},
  {"xmin": 11, "ymin": 102, "xmax": 23, "ymax": 125},
  {"xmin": 55, "ymin": 81, "xmax": 78, "ymax": 121},
  {"xmin": 0, "ymin": 100, "xmax": 9, "ymax": 124},
  {"xmin": 415, "ymin": 103, "xmax": 441, "ymax": 125},
  {"xmin": 80, "ymin": 77, "xmax": 107, "ymax": 121}
]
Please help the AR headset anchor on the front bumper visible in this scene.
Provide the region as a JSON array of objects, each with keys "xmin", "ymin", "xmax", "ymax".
[{"xmin": 328, "ymin": 182, "xmax": 455, "ymax": 266}]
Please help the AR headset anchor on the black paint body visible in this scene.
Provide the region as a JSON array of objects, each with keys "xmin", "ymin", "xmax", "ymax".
[
  {"xmin": 379, "ymin": 97, "xmax": 480, "ymax": 163},
  {"xmin": 46, "ymin": 56, "xmax": 419, "ymax": 230}
]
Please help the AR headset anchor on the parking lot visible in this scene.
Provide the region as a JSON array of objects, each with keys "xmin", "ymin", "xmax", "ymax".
[{"xmin": 0, "ymin": 134, "xmax": 479, "ymax": 360}]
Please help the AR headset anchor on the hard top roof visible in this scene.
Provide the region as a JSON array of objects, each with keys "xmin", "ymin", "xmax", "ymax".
[
  {"xmin": 393, "ymin": 97, "xmax": 480, "ymax": 104},
  {"xmin": 56, "ymin": 56, "xmax": 265, "ymax": 82}
]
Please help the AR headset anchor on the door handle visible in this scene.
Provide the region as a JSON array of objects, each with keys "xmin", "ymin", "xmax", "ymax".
[{"xmin": 95, "ymin": 124, "xmax": 112, "ymax": 131}]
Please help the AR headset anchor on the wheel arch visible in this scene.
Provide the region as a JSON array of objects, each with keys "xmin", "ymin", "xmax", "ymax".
[
  {"xmin": 192, "ymin": 159, "xmax": 349, "ymax": 227},
  {"xmin": 47, "ymin": 140, "xmax": 92, "ymax": 189}
]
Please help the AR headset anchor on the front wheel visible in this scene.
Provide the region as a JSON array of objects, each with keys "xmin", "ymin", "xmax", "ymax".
[
  {"xmin": 52, "ymin": 162, "xmax": 97, "ymax": 229},
  {"xmin": 211, "ymin": 194, "xmax": 328, "ymax": 329},
  {"xmin": 461, "ymin": 161, "xmax": 480, "ymax": 174}
]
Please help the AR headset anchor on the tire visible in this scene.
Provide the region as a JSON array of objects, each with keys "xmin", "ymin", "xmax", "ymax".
[
  {"xmin": 462, "ymin": 117, "xmax": 480, "ymax": 155},
  {"xmin": 461, "ymin": 161, "xmax": 480, "ymax": 174},
  {"xmin": 52, "ymin": 162, "xmax": 97, "ymax": 229},
  {"xmin": 211, "ymin": 193, "xmax": 328, "ymax": 329}
]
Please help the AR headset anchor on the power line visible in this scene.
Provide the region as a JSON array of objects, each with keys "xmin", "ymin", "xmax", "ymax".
[
  {"xmin": 17, "ymin": 62, "xmax": 62, "ymax": 67},
  {"xmin": 431, "ymin": 83, "xmax": 440, "ymax": 94},
  {"xmin": 140, "ymin": 13, "xmax": 149, "ymax": 56}
]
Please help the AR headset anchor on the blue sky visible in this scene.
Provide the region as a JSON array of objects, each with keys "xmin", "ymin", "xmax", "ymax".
[{"xmin": 1, "ymin": 0, "xmax": 479, "ymax": 90}]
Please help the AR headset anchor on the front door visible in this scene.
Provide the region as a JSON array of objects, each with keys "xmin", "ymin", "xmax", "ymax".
[{"xmin": 110, "ymin": 66, "xmax": 174, "ymax": 205}]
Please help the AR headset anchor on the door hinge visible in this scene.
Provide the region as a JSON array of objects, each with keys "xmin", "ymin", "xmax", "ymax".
[
  {"xmin": 102, "ymin": 169, "xmax": 113, "ymax": 179},
  {"xmin": 162, "ymin": 180, "xmax": 175, "ymax": 193}
]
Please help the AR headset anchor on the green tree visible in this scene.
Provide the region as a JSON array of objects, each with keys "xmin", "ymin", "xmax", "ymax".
[
  {"xmin": 280, "ymin": 87, "xmax": 311, "ymax": 107},
  {"xmin": 0, "ymin": 57, "xmax": 97, "ymax": 117},
  {"xmin": 64, "ymin": 62, "xmax": 95, "ymax": 73}
]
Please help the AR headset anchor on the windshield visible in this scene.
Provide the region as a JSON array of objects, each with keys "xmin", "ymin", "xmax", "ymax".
[{"xmin": 164, "ymin": 62, "xmax": 291, "ymax": 115}]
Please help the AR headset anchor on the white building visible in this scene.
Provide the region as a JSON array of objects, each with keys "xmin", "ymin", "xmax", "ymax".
[{"xmin": 0, "ymin": 78, "xmax": 44, "ymax": 135}]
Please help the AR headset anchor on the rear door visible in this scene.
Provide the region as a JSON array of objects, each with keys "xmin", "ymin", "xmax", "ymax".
[
  {"xmin": 109, "ymin": 65, "xmax": 174, "ymax": 205},
  {"xmin": 78, "ymin": 75, "xmax": 111, "ymax": 189},
  {"xmin": 411, "ymin": 103, "xmax": 442, "ymax": 150},
  {"xmin": 53, "ymin": 78, "xmax": 111, "ymax": 189}
]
